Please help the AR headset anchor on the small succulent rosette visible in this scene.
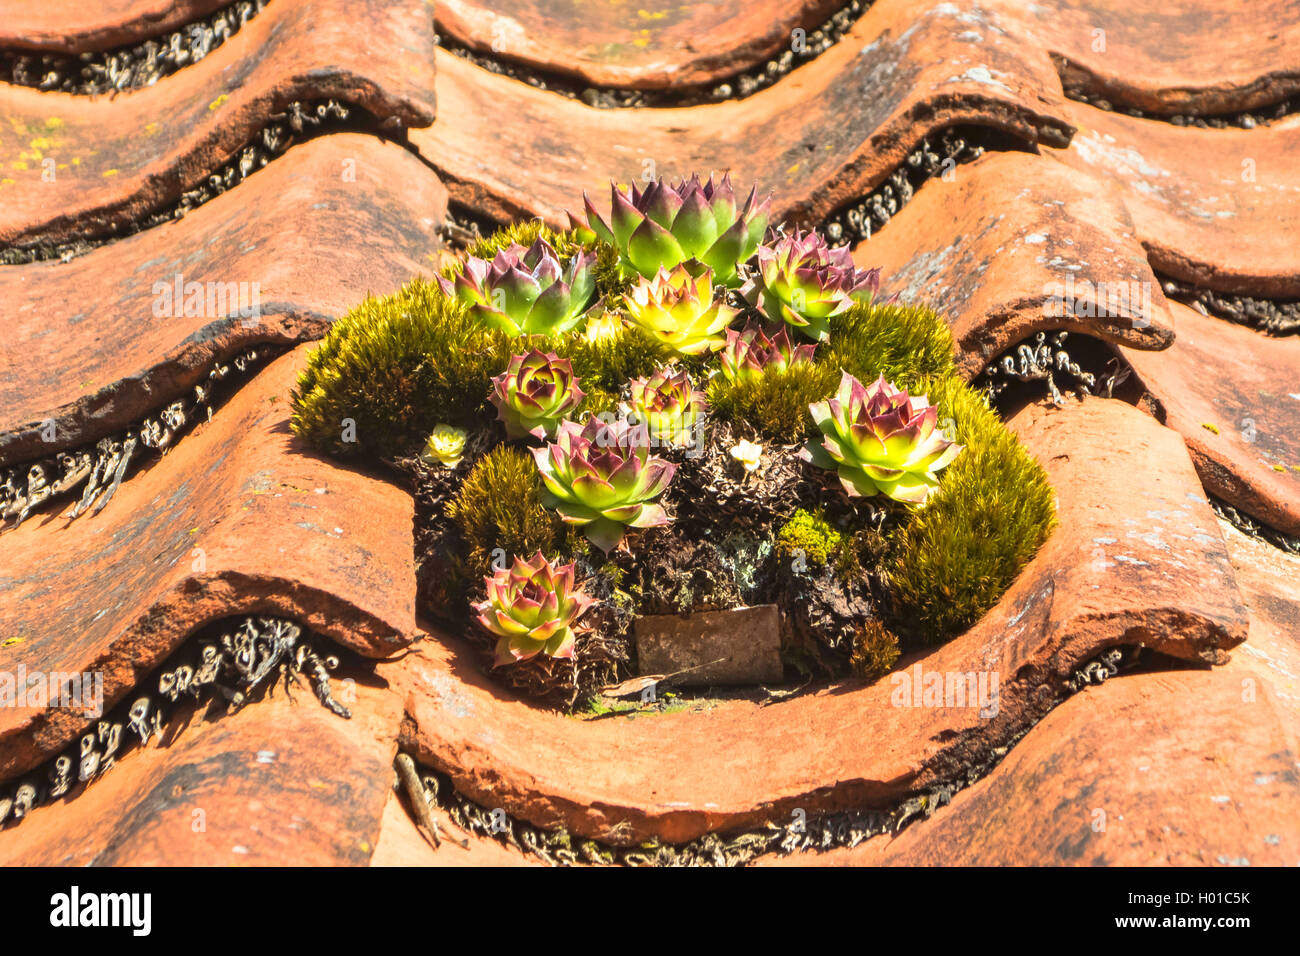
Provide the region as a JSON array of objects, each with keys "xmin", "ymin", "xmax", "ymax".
[
  {"xmin": 573, "ymin": 174, "xmax": 769, "ymax": 286},
  {"xmin": 801, "ymin": 372, "xmax": 962, "ymax": 504},
  {"xmin": 744, "ymin": 230, "xmax": 880, "ymax": 341},
  {"xmin": 490, "ymin": 350, "xmax": 585, "ymax": 440},
  {"xmin": 624, "ymin": 367, "xmax": 705, "ymax": 449},
  {"xmin": 438, "ymin": 237, "xmax": 597, "ymax": 335},
  {"xmin": 531, "ymin": 418, "xmax": 677, "ymax": 553},
  {"xmin": 420, "ymin": 424, "xmax": 468, "ymax": 468},
  {"xmin": 474, "ymin": 551, "xmax": 595, "ymax": 666},
  {"xmin": 623, "ymin": 263, "xmax": 737, "ymax": 355},
  {"xmin": 719, "ymin": 321, "xmax": 817, "ymax": 384}
]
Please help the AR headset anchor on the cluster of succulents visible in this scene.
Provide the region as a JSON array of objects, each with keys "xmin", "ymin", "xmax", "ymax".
[
  {"xmin": 297, "ymin": 173, "xmax": 1059, "ymax": 685},
  {"xmin": 431, "ymin": 177, "xmax": 965, "ymax": 664}
]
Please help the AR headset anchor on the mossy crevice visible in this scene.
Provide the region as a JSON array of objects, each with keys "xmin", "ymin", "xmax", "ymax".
[{"xmin": 292, "ymin": 214, "xmax": 1058, "ymax": 706}]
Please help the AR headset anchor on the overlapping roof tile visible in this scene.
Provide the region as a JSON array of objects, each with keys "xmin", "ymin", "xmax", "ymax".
[
  {"xmin": 0, "ymin": 347, "xmax": 416, "ymax": 781},
  {"xmin": 0, "ymin": 134, "xmax": 448, "ymax": 464},
  {"xmin": 387, "ymin": 398, "xmax": 1245, "ymax": 845},
  {"xmin": 412, "ymin": 0, "xmax": 1073, "ymax": 224},
  {"xmin": 0, "ymin": 0, "xmax": 437, "ymax": 251}
]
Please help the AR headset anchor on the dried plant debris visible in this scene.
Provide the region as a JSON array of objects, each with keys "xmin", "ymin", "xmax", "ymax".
[
  {"xmin": 395, "ymin": 648, "xmax": 1147, "ymax": 864},
  {"xmin": 1058, "ymin": 69, "xmax": 1300, "ymax": 129},
  {"xmin": 1159, "ymin": 276, "xmax": 1300, "ymax": 336},
  {"xmin": 435, "ymin": 1, "xmax": 875, "ymax": 108},
  {"xmin": 0, "ymin": 616, "xmax": 352, "ymax": 828},
  {"xmin": 1211, "ymin": 497, "xmax": 1300, "ymax": 556},
  {"xmin": 975, "ymin": 330, "xmax": 1133, "ymax": 409},
  {"xmin": 1, "ymin": 99, "xmax": 381, "ymax": 265},
  {"xmin": 1, "ymin": 347, "xmax": 277, "ymax": 530},
  {"xmin": 0, "ymin": 0, "xmax": 269, "ymax": 95},
  {"xmin": 818, "ymin": 127, "xmax": 1019, "ymax": 243},
  {"xmin": 1064, "ymin": 646, "xmax": 1126, "ymax": 692}
]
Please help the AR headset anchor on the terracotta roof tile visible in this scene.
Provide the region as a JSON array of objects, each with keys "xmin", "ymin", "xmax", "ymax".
[
  {"xmin": 435, "ymin": 0, "xmax": 848, "ymax": 89},
  {"xmin": 412, "ymin": 0, "xmax": 1073, "ymax": 225},
  {"xmin": 0, "ymin": 678, "xmax": 402, "ymax": 866},
  {"xmin": 857, "ymin": 148, "xmax": 1174, "ymax": 376},
  {"xmin": 0, "ymin": 0, "xmax": 437, "ymax": 249},
  {"xmin": 1052, "ymin": 102, "xmax": 1300, "ymax": 297},
  {"xmin": 0, "ymin": 134, "xmax": 447, "ymax": 464},
  {"xmin": 0, "ymin": 0, "xmax": 234, "ymax": 54},
  {"xmin": 764, "ymin": 662, "xmax": 1300, "ymax": 866},
  {"xmin": 0, "ymin": 347, "xmax": 416, "ymax": 781},
  {"xmin": 1123, "ymin": 301, "xmax": 1300, "ymax": 536},
  {"xmin": 1000, "ymin": 0, "xmax": 1300, "ymax": 115}
]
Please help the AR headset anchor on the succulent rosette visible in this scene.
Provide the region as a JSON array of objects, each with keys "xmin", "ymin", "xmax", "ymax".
[
  {"xmin": 745, "ymin": 230, "xmax": 880, "ymax": 341},
  {"xmin": 420, "ymin": 424, "xmax": 467, "ymax": 468},
  {"xmin": 531, "ymin": 418, "xmax": 677, "ymax": 553},
  {"xmin": 572, "ymin": 174, "xmax": 769, "ymax": 286},
  {"xmin": 623, "ymin": 263, "xmax": 737, "ymax": 355},
  {"xmin": 625, "ymin": 367, "xmax": 705, "ymax": 448},
  {"xmin": 437, "ymin": 237, "xmax": 597, "ymax": 335},
  {"xmin": 719, "ymin": 321, "xmax": 817, "ymax": 384},
  {"xmin": 490, "ymin": 350, "xmax": 586, "ymax": 440},
  {"xmin": 801, "ymin": 372, "xmax": 962, "ymax": 504},
  {"xmin": 473, "ymin": 551, "xmax": 595, "ymax": 666}
]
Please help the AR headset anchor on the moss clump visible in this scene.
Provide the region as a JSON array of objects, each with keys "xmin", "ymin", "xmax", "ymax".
[
  {"xmin": 291, "ymin": 280, "xmax": 509, "ymax": 456},
  {"xmin": 849, "ymin": 620, "xmax": 901, "ymax": 680},
  {"xmin": 887, "ymin": 375, "xmax": 1057, "ymax": 643},
  {"xmin": 559, "ymin": 323, "xmax": 674, "ymax": 390},
  {"xmin": 708, "ymin": 363, "xmax": 840, "ymax": 443},
  {"xmin": 462, "ymin": 218, "xmax": 582, "ymax": 262},
  {"xmin": 820, "ymin": 301, "xmax": 957, "ymax": 390},
  {"xmin": 775, "ymin": 509, "xmax": 843, "ymax": 569},
  {"xmin": 446, "ymin": 445, "xmax": 562, "ymax": 580}
]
